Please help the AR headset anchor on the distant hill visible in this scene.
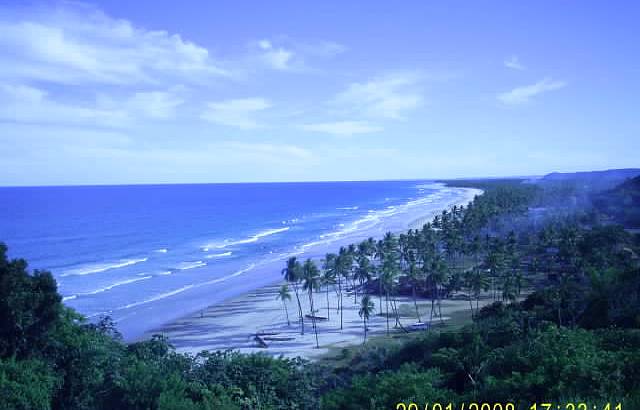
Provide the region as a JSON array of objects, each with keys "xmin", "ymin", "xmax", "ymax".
[
  {"xmin": 541, "ymin": 168, "xmax": 640, "ymax": 184},
  {"xmin": 537, "ymin": 168, "xmax": 640, "ymax": 192},
  {"xmin": 592, "ymin": 175, "xmax": 640, "ymax": 228}
]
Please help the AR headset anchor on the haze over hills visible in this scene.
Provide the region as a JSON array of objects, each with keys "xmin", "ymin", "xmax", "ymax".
[{"xmin": 541, "ymin": 168, "xmax": 640, "ymax": 188}]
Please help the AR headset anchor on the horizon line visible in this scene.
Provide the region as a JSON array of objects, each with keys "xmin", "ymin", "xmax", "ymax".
[{"xmin": 0, "ymin": 175, "xmax": 542, "ymax": 189}]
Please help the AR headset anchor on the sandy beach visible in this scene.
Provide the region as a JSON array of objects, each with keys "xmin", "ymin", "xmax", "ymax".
[
  {"xmin": 146, "ymin": 187, "xmax": 485, "ymax": 359},
  {"xmin": 147, "ymin": 280, "xmax": 495, "ymax": 359}
]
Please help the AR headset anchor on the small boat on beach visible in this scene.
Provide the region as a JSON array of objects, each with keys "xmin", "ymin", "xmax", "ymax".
[
  {"xmin": 408, "ymin": 322, "xmax": 430, "ymax": 331},
  {"xmin": 262, "ymin": 336, "xmax": 295, "ymax": 342},
  {"xmin": 253, "ymin": 335, "xmax": 269, "ymax": 348},
  {"xmin": 305, "ymin": 314, "xmax": 328, "ymax": 321}
]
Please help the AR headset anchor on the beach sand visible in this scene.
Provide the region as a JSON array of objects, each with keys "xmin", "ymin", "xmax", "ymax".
[
  {"xmin": 145, "ymin": 186, "xmax": 487, "ymax": 360},
  {"xmin": 146, "ymin": 281, "xmax": 494, "ymax": 359}
]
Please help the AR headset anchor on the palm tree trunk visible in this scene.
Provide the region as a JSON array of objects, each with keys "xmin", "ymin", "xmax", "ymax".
[
  {"xmin": 338, "ymin": 276, "xmax": 343, "ymax": 330},
  {"xmin": 325, "ymin": 285, "xmax": 330, "ymax": 320},
  {"xmin": 354, "ymin": 281, "xmax": 357, "ymax": 304},
  {"xmin": 308, "ymin": 290, "xmax": 319, "ymax": 348},
  {"xmin": 363, "ymin": 317, "xmax": 367, "ymax": 343},
  {"xmin": 292, "ymin": 283, "xmax": 304, "ymax": 335},
  {"xmin": 283, "ymin": 300, "xmax": 290, "ymax": 326},
  {"xmin": 430, "ymin": 296, "xmax": 435, "ymax": 324},
  {"xmin": 378, "ymin": 279, "xmax": 383, "ymax": 314},
  {"xmin": 385, "ymin": 292, "xmax": 390, "ymax": 335},
  {"xmin": 391, "ymin": 296, "xmax": 400, "ymax": 327},
  {"xmin": 412, "ymin": 285, "xmax": 421, "ymax": 322}
]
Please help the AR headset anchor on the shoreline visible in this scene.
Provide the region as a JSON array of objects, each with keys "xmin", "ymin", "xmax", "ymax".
[{"xmin": 143, "ymin": 185, "xmax": 484, "ymax": 358}]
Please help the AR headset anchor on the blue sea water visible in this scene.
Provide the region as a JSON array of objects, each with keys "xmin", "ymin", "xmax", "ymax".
[{"xmin": 0, "ymin": 180, "xmax": 473, "ymax": 340}]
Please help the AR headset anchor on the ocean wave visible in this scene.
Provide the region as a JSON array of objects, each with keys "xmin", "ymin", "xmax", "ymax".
[
  {"xmin": 303, "ymin": 188, "xmax": 454, "ymax": 251},
  {"xmin": 117, "ymin": 264, "xmax": 256, "ymax": 310},
  {"xmin": 207, "ymin": 226, "xmax": 290, "ymax": 249},
  {"xmin": 337, "ymin": 206, "xmax": 359, "ymax": 210},
  {"xmin": 177, "ymin": 261, "xmax": 207, "ymax": 270},
  {"xmin": 82, "ymin": 276, "xmax": 152, "ymax": 296},
  {"xmin": 120, "ymin": 284, "xmax": 196, "ymax": 310},
  {"xmin": 205, "ymin": 251, "xmax": 232, "ymax": 259},
  {"xmin": 62, "ymin": 295, "xmax": 77, "ymax": 302},
  {"xmin": 139, "ymin": 270, "xmax": 172, "ymax": 276},
  {"xmin": 199, "ymin": 264, "xmax": 256, "ymax": 286},
  {"xmin": 60, "ymin": 258, "xmax": 149, "ymax": 277},
  {"xmin": 154, "ymin": 248, "xmax": 168, "ymax": 253}
]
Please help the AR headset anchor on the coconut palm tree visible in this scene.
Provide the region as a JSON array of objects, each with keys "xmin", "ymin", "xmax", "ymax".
[
  {"xmin": 465, "ymin": 268, "xmax": 490, "ymax": 317},
  {"xmin": 282, "ymin": 257, "xmax": 304, "ymax": 334},
  {"xmin": 353, "ymin": 255, "xmax": 372, "ymax": 302},
  {"xmin": 359, "ymin": 295, "xmax": 375, "ymax": 343},
  {"xmin": 302, "ymin": 259, "xmax": 321, "ymax": 348},
  {"xmin": 276, "ymin": 284, "xmax": 292, "ymax": 326},
  {"xmin": 428, "ymin": 254, "xmax": 448, "ymax": 324},
  {"xmin": 335, "ymin": 247, "xmax": 352, "ymax": 330},
  {"xmin": 321, "ymin": 253, "xmax": 337, "ymax": 320},
  {"xmin": 407, "ymin": 262, "xmax": 422, "ymax": 322}
]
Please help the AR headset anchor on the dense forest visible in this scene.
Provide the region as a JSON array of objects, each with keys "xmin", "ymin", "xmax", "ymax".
[{"xmin": 1, "ymin": 171, "xmax": 639, "ymax": 409}]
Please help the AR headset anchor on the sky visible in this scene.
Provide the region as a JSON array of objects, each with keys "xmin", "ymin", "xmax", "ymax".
[{"xmin": 0, "ymin": 1, "xmax": 638, "ymax": 186}]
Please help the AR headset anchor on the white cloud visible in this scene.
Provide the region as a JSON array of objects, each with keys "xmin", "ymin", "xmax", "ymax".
[
  {"xmin": 0, "ymin": 83, "xmax": 185, "ymax": 126},
  {"xmin": 250, "ymin": 38, "xmax": 345, "ymax": 72},
  {"xmin": 300, "ymin": 121, "xmax": 382, "ymax": 136},
  {"xmin": 504, "ymin": 55, "xmax": 525, "ymax": 70},
  {"xmin": 296, "ymin": 40, "xmax": 347, "ymax": 57},
  {"xmin": 200, "ymin": 97, "xmax": 271, "ymax": 129},
  {"xmin": 220, "ymin": 141, "xmax": 312, "ymax": 160},
  {"xmin": 0, "ymin": 3, "xmax": 227, "ymax": 85},
  {"xmin": 256, "ymin": 38, "xmax": 294, "ymax": 70},
  {"xmin": 125, "ymin": 91, "xmax": 184, "ymax": 119},
  {"xmin": 0, "ymin": 83, "xmax": 128, "ymax": 126},
  {"xmin": 332, "ymin": 72, "xmax": 423, "ymax": 120},
  {"xmin": 498, "ymin": 78, "xmax": 566, "ymax": 105}
]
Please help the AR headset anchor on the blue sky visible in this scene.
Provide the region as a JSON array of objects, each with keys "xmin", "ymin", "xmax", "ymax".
[{"xmin": 0, "ymin": 1, "xmax": 638, "ymax": 185}]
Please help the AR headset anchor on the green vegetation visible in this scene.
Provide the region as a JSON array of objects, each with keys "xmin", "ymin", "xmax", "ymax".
[{"xmin": 1, "ymin": 172, "xmax": 639, "ymax": 409}]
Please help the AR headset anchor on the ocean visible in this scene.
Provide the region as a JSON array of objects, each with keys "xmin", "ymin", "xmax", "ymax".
[{"xmin": 0, "ymin": 180, "xmax": 475, "ymax": 340}]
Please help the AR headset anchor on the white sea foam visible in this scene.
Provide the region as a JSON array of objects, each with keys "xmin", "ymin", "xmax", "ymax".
[
  {"xmin": 177, "ymin": 261, "xmax": 206, "ymax": 270},
  {"xmin": 207, "ymin": 227, "xmax": 290, "ymax": 249},
  {"xmin": 337, "ymin": 206, "xmax": 359, "ymax": 210},
  {"xmin": 302, "ymin": 188, "xmax": 463, "ymax": 251},
  {"xmin": 83, "ymin": 276, "xmax": 152, "ymax": 296},
  {"xmin": 205, "ymin": 251, "xmax": 232, "ymax": 259},
  {"xmin": 117, "ymin": 264, "xmax": 256, "ymax": 310},
  {"xmin": 61, "ymin": 258, "xmax": 149, "ymax": 277},
  {"xmin": 120, "ymin": 285, "xmax": 196, "ymax": 310},
  {"xmin": 62, "ymin": 295, "xmax": 77, "ymax": 302},
  {"xmin": 154, "ymin": 248, "xmax": 168, "ymax": 253},
  {"xmin": 139, "ymin": 270, "xmax": 172, "ymax": 276},
  {"xmin": 199, "ymin": 264, "xmax": 255, "ymax": 286}
]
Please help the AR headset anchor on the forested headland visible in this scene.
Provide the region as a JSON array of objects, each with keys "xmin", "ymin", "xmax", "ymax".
[{"xmin": 1, "ymin": 171, "xmax": 639, "ymax": 409}]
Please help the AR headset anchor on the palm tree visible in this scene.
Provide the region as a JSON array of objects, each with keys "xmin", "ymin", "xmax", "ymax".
[
  {"xmin": 353, "ymin": 255, "xmax": 372, "ymax": 302},
  {"xmin": 282, "ymin": 257, "xmax": 304, "ymax": 335},
  {"xmin": 302, "ymin": 259, "xmax": 321, "ymax": 348},
  {"xmin": 465, "ymin": 268, "xmax": 490, "ymax": 316},
  {"xmin": 276, "ymin": 284, "xmax": 292, "ymax": 326},
  {"xmin": 407, "ymin": 262, "xmax": 422, "ymax": 322},
  {"xmin": 321, "ymin": 253, "xmax": 337, "ymax": 320},
  {"xmin": 359, "ymin": 295, "xmax": 375, "ymax": 343},
  {"xmin": 335, "ymin": 247, "xmax": 352, "ymax": 330},
  {"xmin": 428, "ymin": 254, "xmax": 448, "ymax": 324}
]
